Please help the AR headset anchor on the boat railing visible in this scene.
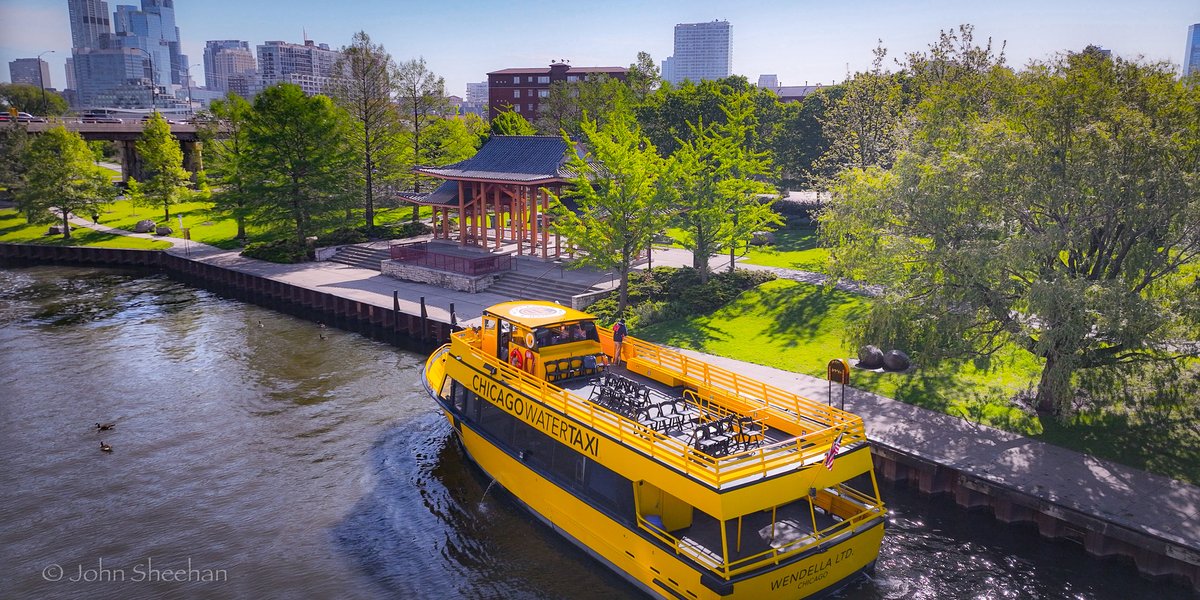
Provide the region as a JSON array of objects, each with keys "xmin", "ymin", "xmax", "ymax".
[
  {"xmin": 452, "ymin": 331, "xmax": 865, "ymax": 487},
  {"xmin": 636, "ymin": 483, "xmax": 887, "ymax": 580},
  {"xmin": 622, "ymin": 334, "xmax": 859, "ymax": 431}
]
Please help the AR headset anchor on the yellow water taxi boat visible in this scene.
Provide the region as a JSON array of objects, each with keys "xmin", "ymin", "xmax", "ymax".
[{"xmin": 422, "ymin": 301, "xmax": 887, "ymax": 598}]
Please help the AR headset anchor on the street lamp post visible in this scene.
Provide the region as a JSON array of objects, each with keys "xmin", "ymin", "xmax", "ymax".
[
  {"xmin": 37, "ymin": 50, "xmax": 54, "ymax": 115},
  {"xmin": 185, "ymin": 63, "xmax": 202, "ymax": 116},
  {"xmin": 132, "ymin": 47, "xmax": 156, "ymax": 112}
]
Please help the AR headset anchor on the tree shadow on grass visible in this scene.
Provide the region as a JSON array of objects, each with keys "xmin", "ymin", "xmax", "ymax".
[
  {"xmin": 761, "ymin": 282, "xmax": 868, "ymax": 344},
  {"xmin": 640, "ymin": 319, "xmax": 731, "ymax": 353}
]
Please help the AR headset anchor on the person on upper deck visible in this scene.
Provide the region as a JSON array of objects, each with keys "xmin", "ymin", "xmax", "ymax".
[{"xmin": 611, "ymin": 318, "xmax": 627, "ymax": 367}]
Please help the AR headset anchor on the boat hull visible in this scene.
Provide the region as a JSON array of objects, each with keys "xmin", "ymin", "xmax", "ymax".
[{"xmin": 422, "ymin": 348, "xmax": 884, "ymax": 599}]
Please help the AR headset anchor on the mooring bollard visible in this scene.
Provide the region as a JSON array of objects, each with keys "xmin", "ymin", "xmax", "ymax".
[{"xmin": 420, "ymin": 296, "xmax": 428, "ymax": 342}]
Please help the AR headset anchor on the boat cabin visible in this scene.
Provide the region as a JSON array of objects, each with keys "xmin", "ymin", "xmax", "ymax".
[{"xmin": 478, "ymin": 301, "xmax": 610, "ymax": 382}]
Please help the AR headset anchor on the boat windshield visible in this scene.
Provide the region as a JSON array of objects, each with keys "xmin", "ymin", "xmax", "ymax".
[{"xmin": 534, "ymin": 321, "xmax": 598, "ymax": 348}]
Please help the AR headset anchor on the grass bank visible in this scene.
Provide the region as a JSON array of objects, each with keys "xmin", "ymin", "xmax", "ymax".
[
  {"xmin": 0, "ymin": 208, "xmax": 171, "ymax": 250},
  {"xmin": 636, "ymin": 278, "xmax": 1200, "ymax": 485}
]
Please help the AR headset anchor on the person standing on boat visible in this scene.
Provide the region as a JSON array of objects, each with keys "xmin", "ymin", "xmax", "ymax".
[{"xmin": 612, "ymin": 318, "xmax": 627, "ymax": 367}]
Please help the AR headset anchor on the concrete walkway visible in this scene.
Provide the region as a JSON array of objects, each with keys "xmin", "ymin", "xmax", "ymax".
[
  {"xmin": 54, "ymin": 217, "xmax": 1200, "ymax": 583},
  {"xmin": 677, "ymin": 348, "xmax": 1200, "ymax": 556}
]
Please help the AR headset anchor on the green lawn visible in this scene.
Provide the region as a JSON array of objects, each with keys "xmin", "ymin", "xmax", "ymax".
[
  {"xmin": 738, "ymin": 225, "xmax": 830, "ymax": 273},
  {"xmin": 662, "ymin": 224, "xmax": 831, "ymax": 273},
  {"xmin": 0, "ymin": 208, "xmax": 171, "ymax": 250},
  {"xmin": 96, "ymin": 199, "xmax": 427, "ymax": 250},
  {"xmin": 636, "ymin": 278, "xmax": 1200, "ymax": 484}
]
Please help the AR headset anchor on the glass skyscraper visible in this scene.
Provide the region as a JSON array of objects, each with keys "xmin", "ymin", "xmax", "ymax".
[
  {"xmin": 1185, "ymin": 24, "xmax": 1200, "ymax": 77},
  {"xmin": 663, "ymin": 20, "xmax": 733, "ymax": 86},
  {"xmin": 67, "ymin": 0, "xmax": 189, "ymax": 108}
]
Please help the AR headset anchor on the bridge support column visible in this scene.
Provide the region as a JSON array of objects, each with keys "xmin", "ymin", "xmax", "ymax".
[
  {"xmin": 181, "ymin": 141, "xmax": 203, "ymax": 181},
  {"xmin": 119, "ymin": 140, "xmax": 145, "ymax": 182}
]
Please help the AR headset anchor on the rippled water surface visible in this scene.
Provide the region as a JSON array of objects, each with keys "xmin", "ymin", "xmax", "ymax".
[{"xmin": 0, "ymin": 266, "xmax": 1188, "ymax": 599}]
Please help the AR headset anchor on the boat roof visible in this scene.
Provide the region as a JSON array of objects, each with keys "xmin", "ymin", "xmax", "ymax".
[{"xmin": 484, "ymin": 301, "xmax": 596, "ymax": 328}]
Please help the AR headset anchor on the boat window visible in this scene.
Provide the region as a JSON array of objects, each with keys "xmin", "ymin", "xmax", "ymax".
[{"xmin": 534, "ymin": 321, "xmax": 598, "ymax": 348}]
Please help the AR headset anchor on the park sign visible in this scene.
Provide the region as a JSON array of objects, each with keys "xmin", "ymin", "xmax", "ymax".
[
  {"xmin": 827, "ymin": 358, "xmax": 850, "ymax": 385},
  {"xmin": 826, "ymin": 358, "xmax": 849, "ymax": 410}
]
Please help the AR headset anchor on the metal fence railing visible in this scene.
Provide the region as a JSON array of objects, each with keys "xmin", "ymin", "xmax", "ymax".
[{"xmin": 390, "ymin": 242, "xmax": 513, "ymax": 276}]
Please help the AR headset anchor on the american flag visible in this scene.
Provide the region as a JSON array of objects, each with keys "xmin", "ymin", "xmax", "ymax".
[{"xmin": 823, "ymin": 431, "xmax": 845, "ymax": 470}]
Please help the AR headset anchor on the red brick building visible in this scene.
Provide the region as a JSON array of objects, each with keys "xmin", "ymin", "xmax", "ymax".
[{"xmin": 487, "ymin": 61, "xmax": 628, "ymax": 120}]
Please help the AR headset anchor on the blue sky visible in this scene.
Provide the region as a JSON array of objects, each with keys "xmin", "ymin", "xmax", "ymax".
[{"xmin": 2, "ymin": 0, "xmax": 1197, "ymax": 95}]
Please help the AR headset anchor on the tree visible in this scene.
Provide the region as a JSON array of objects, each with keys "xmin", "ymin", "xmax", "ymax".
[
  {"xmin": 245, "ymin": 84, "xmax": 356, "ymax": 246},
  {"xmin": 669, "ymin": 93, "xmax": 780, "ymax": 282},
  {"xmin": 820, "ymin": 52, "xmax": 1200, "ymax": 416},
  {"xmin": 396, "ymin": 57, "xmax": 447, "ymax": 222},
  {"xmin": 535, "ymin": 75, "xmax": 633, "ymax": 137},
  {"xmin": 815, "ymin": 43, "xmax": 903, "ymax": 175},
  {"xmin": 204, "ymin": 93, "xmax": 254, "ymax": 240},
  {"xmin": 17, "ymin": 126, "xmax": 116, "ymax": 238},
  {"xmin": 135, "ymin": 113, "xmax": 191, "ymax": 222},
  {"xmin": 626, "ymin": 51, "xmax": 661, "ymax": 101},
  {"xmin": 331, "ymin": 31, "xmax": 405, "ymax": 230},
  {"xmin": 424, "ymin": 114, "xmax": 485, "ymax": 166},
  {"xmin": 0, "ymin": 122, "xmax": 31, "ymax": 205},
  {"xmin": 637, "ymin": 78, "xmax": 740, "ymax": 156},
  {"xmin": 490, "ymin": 109, "xmax": 536, "ymax": 136},
  {"xmin": 771, "ymin": 86, "xmax": 843, "ymax": 188},
  {"xmin": 549, "ymin": 109, "xmax": 673, "ymax": 314},
  {"xmin": 0, "ymin": 83, "xmax": 69, "ymax": 116}
]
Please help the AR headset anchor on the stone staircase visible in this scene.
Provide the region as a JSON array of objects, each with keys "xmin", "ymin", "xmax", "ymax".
[
  {"xmin": 328, "ymin": 245, "xmax": 391, "ymax": 271},
  {"xmin": 485, "ymin": 270, "xmax": 598, "ymax": 305}
]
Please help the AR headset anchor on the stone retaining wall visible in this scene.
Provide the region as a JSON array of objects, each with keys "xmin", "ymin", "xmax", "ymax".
[{"xmin": 381, "ymin": 259, "xmax": 496, "ymax": 293}]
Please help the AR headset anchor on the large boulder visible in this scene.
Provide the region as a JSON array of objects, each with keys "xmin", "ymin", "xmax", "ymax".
[
  {"xmin": 857, "ymin": 345, "xmax": 885, "ymax": 369},
  {"xmin": 155, "ymin": 226, "xmax": 173, "ymax": 236},
  {"xmin": 884, "ymin": 349, "xmax": 911, "ymax": 371},
  {"xmin": 750, "ymin": 231, "xmax": 776, "ymax": 246},
  {"xmin": 134, "ymin": 219, "xmax": 156, "ymax": 233}
]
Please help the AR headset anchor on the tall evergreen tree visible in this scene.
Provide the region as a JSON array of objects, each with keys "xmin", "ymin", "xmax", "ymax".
[
  {"xmin": 244, "ymin": 84, "xmax": 356, "ymax": 246},
  {"xmin": 331, "ymin": 31, "xmax": 406, "ymax": 230},
  {"xmin": 396, "ymin": 57, "xmax": 447, "ymax": 222}
]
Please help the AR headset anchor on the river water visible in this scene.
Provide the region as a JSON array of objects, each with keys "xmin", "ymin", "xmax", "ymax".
[{"xmin": 0, "ymin": 265, "xmax": 1188, "ymax": 600}]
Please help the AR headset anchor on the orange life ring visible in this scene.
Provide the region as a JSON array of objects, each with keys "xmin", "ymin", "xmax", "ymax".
[
  {"xmin": 524, "ymin": 349, "xmax": 535, "ymax": 373},
  {"xmin": 509, "ymin": 347, "xmax": 523, "ymax": 368}
]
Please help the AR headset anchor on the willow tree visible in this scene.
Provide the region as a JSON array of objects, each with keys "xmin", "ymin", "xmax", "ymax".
[
  {"xmin": 669, "ymin": 93, "xmax": 779, "ymax": 283},
  {"xmin": 821, "ymin": 51, "xmax": 1200, "ymax": 415},
  {"xmin": 18, "ymin": 126, "xmax": 116, "ymax": 238},
  {"xmin": 331, "ymin": 31, "xmax": 405, "ymax": 230},
  {"xmin": 550, "ymin": 109, "xmax": 673, "ymax": 314}
]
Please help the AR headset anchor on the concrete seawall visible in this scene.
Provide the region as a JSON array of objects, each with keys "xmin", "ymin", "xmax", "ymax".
[{"xmin": 0, "ymin": 244, "xmax": 457, "ymax": 352}]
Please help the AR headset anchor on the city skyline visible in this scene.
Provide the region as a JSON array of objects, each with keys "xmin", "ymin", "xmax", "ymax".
[{"xmin": 1, "ymin": 0, "xmax": 1197, "ymax": 96}]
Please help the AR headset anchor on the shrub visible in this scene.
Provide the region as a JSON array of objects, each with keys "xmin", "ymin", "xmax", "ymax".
[
  {"xmin": 320, "ymin": 227, "xmax": 369, "ymax": 246},
  {"xmin": 585, "ymin": 266, "xmax": 776, "ymax": 328},
  {"xmin": 365, "ymin": 221, "xmax": 431, "ymax": 240},
  {"xmin": 241, "ymin": 238, "xmax": 313, "ymax": 263}
]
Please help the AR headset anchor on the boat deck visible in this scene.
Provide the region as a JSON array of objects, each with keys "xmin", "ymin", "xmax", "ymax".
[{"xmin": 558, "ymin": 366, "xmax": 791, "ymax": 457}]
